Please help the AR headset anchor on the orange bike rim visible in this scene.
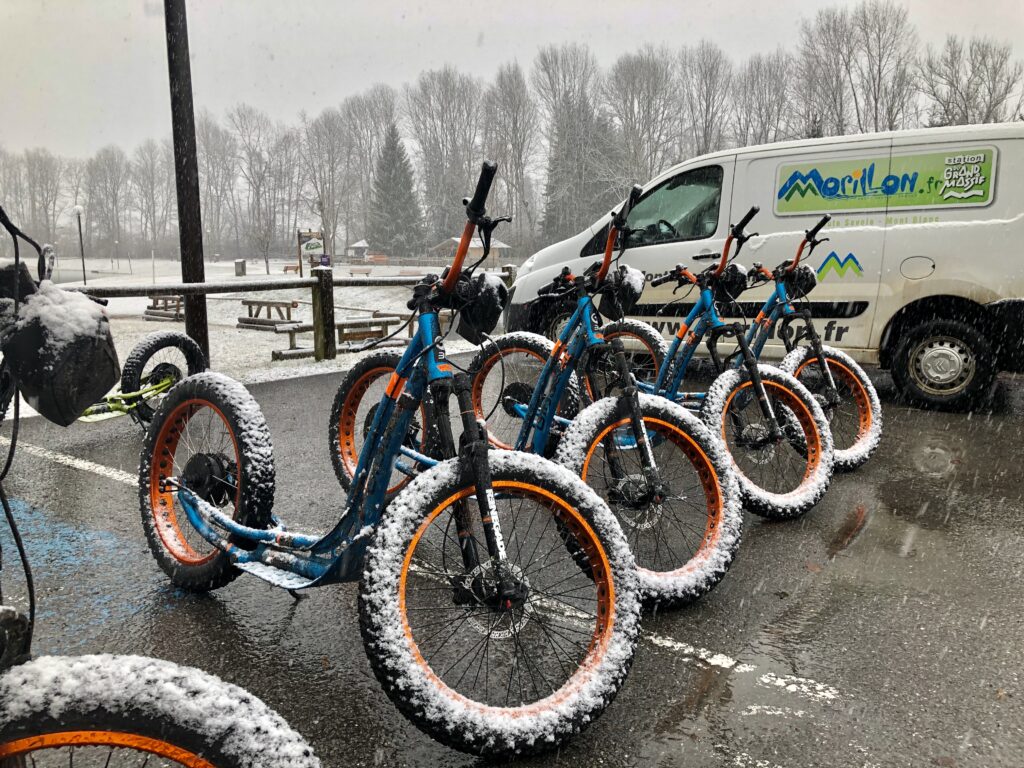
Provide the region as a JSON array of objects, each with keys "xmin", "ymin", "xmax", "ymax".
[
  {"xmin": 398, "ymin": 480, "xmax": 615, "ymax": 715},
  {"xmin": 471, "ymin": 348, "xmax": 546, "ymax": 450},
  {"xmin": 149, "ymin": 399, "xmax": 240, "ymax": 565},
  {"xmin": 0, "ymin": 731, "xmax": 216, "ymax": 766},
  {"xmin": 337, "ymin": 366, "xmax": 422, "ymax": 494},
  {"xmin": 721, "ymin": 380, "xmax": 822, "ymax": 483},
  {"xmin": 580, "ymin": 417, "xmax": 725, "ymax": 575},
  {"xmin": 794, "ymin": 357, "xmax": 872, "ymax": 439}
]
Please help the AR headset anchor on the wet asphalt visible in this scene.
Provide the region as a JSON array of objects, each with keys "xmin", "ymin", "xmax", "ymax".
[{"xmin": 1, "ymin": 361, "xmax": 1023, "ymax": 768}]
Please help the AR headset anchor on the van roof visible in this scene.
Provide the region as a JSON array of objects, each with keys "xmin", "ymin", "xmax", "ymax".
[{"xmin": 659, "ymin": 122, "xmax": 1023, "ymax": 180}]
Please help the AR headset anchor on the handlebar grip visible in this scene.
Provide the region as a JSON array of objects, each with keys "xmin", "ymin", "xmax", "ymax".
[
  {"xmin": 466, "ymin": 161, "xmax": 498, "ymax": 217},
  {"xmin": 734, "ymin": 205, "xmax": 759, "ymax": 233},
  {"xmin": 807, "ymin": 214, "xmax": 831, "ymax": 240},
  {"xmin": 650, "ymin": 272, "xmax": 674, "ymax": 287}
]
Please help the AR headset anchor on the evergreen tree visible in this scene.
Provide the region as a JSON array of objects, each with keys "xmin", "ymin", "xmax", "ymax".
[{"xmin": 366, "ymin": 123, "xmax": 425, "ymax": 261}]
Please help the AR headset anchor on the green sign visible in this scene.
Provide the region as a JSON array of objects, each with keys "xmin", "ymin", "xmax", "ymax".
[{"xmin": 775, "ymin": 147, "xmax": 997, "ymax": 215}]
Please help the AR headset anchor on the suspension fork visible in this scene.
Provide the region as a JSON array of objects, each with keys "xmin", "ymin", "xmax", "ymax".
[
  {"xmin": 712, "ymin": 323, "xmax": 783, "ymax": 440},
  {"xmin": 781, "ymin": 312, "xmax": 840, "ymax": 408},
  {"xmin": 429, "ymin": 377, "xmax": 485, "ymax": 574}
]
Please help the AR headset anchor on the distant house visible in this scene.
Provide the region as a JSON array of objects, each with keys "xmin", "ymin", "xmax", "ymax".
[{"xmin": 428, "ymin": 234, "xmax": 511, "ymax": 263}]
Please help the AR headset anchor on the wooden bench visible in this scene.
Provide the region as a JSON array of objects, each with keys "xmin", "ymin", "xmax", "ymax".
[
  {"xmin": 271, "ymin": 315, "xmax": 403, "ymax": 360},
  {"xmin": 398, "ymin": 268, "xmax": 426, "ymax": 277},
  {"xmin": 283, "ymin": 264, "xmax": 300, "ymax": 274},
  {"xmin": 144, "ymin": 295, "xmax": 184, "ymax": 322},
  {"xmin": 348, "ymin": 266, "xmax": 373, "ymax": 277}
]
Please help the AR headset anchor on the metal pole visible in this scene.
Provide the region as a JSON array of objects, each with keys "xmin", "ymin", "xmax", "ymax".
[
  {"xmin": 152, "ymin": 249, "xmax": 156, "ymax": 284},
  {"xmin": 164, "ymin": 0, "xmax": 209, "ymax": 360},
  {"xmin": 76, "ymin": 212, "xmax": 87, "ymax": 285}
]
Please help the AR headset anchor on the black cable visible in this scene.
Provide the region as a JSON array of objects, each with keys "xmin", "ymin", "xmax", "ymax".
[{"xmin": 0, "ymin": 481, "xmax": 34, "ymax": 652}]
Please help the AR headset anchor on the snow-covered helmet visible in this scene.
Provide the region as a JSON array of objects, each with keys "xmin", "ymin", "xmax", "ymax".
[
  {"xmin": 455, "ymin": 271, "xmax": 509, "ymax": 345},
  {"xmin": 598, "ymin": 264, "xmax": 645, "ymax": 320},
  {"xmin": 785, "ymin": 264, "xmax": 818, "ymax": 300}
]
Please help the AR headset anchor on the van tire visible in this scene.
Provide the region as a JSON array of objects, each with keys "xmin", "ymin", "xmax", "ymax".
[{"xmin": 891, "ymin": 319, "xmax": 996, "ymax": 411}]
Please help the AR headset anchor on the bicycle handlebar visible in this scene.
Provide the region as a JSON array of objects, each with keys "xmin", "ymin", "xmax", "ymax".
[
  {"xmin": 599, "ymin": 184, "xmax": 643, "ymax": 285},
  {"xmin": 442, "ymin": 161, "xmax": 498, "ymax": 295},
  {"xmin": 790, "ymin": 214, "xmax": 831, "ymax": 273},
  {"xmin": 716, "ymin": 205, "xmax": 759, "ymax": 277}
]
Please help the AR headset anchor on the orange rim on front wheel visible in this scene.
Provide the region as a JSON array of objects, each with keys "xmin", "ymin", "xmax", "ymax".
[
  {"xmin": 580, "ymin": 417, "xmax": 724, "ymax": 578},
  {"xmin": 794, "ymin": 357, "xmax": 872, "ymax": 454},
  {"xmin": 336, "ymin": 366, "xmax": 425, "ymax": 495},
  {"xmin": 149, "ymin": 399, "xmax": 242, "ymax": 566},
  {"xmin": 398, "ymin": 481, "xmax": 615, "ymax": 712},
  {"xmin": 0, "ymin": 730, "xmax": 217, "ymax": 767},
  {"xmin": 721, "ymin": 380, "xmax": 822, "ymax": 495}
]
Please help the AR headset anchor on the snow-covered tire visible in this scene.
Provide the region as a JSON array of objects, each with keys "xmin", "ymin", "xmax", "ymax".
[
  {"xmin": 139, "ymin": 372, "xmax": 275, "ymax": 591},
  {"xmin": 329, "ymin": 351, "xmax": 429, "ymax": 500},
  {"xmin": 469, "ymin": 331, "xmax": 581, "ymax": 451},
  {"xmin": 121, "ymin": 330, "xmax": 207, "ymax": 423},
  {"xmin": 586, "ymin": 318, "xmax": 667, "ymax": 399},
  {"xmin": 555, "ymin": 393, "xmax": 741, "ymax": 607},
  {"xmin": 780, "ymin": 345, "xmax": 882, "ymax": 472},
  {"xmin": 701, "ymin": 365, "xmax": 834, "ymax": 520},
  {"xmin": 0, "ymin": 655, "xmax": 320, "ymax": 767},
  {"xmin": 359, "ymin": 451, "xmax": 640, "ymax": 758}
]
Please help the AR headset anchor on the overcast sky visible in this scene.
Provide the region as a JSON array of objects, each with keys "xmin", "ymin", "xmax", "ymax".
[{"xmin": 2, "ymin": 0, "xmax": 1022, "ymax": 157}]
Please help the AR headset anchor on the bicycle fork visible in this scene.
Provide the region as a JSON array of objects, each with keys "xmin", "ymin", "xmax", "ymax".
[{"xmin": 434, "ymin": 374, "xmax": 523, "ymax": 611}]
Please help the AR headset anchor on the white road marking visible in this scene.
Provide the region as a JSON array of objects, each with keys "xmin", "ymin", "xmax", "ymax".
[
  {"xmin": 9, "ymin": 437, "xmax": 847, "ymax": 709},
  {"xmin": 757, "ymin": 672, "xmax": 840, "ymax": 702},
  {"xmin": 0, "ymin": 437, "xmax": 136, "ymax": 487},
  {"xmin": 742, "ymin": 704, "xmax": 811, "ymax": 718}
]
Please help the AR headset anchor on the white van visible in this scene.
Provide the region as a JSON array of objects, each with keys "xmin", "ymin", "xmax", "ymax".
[{"xmin": 506, "ymin": 122, "xmax": 1024, "ymax": 409}]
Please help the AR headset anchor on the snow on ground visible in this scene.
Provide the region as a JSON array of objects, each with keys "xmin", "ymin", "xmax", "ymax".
[{"xmin": 52, "ymin": 257, "xmax": 484, "ymax": 383}]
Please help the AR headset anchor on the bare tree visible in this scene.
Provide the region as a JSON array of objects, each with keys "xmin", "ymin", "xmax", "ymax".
[
  {"xmin": 228, "ymin": 104, "xmax": 276, "ymax": 273},
  {"xmin": 341, "ymin": 84, "xmax": 397, "ymax": 243},
  {"xmin": 86, "ymin": 145, "xmax": 131, "ymax": 259},
  {"xmin": 731, "ymin": 50, "xmax": 794, "ymax": 146},
  {"xmin": 920, "ymin": 35, "xmax": 1024, "ymax": 125},
  {"xmin": 268, "ymin": 125, "xmax": 304, "ymax": 256},
  {"xmin": 196, "ymin": 110, "xmax": 238, "ymax": 260},
  {"xmin": 603, "ymin": 45, "xmax": 681, "ymax": 182},
  {"xmin": 482, "ymin": 62, "xmax": 540, "ymax": 254},
  {"xmin": 848, "ymin": 0, "xmax": 918, "ymax": 132},
  {"xmin": 131, "ymin": 138, "xmax": 176, "ymax": 255},
  {"xmin": 678, "ymin": 40, "xmax": 733, "ymax": 156},
  {"xmin": 796, "ymin": 8, "xmax": 856, "ymax": 137},
  {"xmin": 404, "ymin": 66, "xmax": 482, "ymax": 243},
  {"xmin": 22, "ymin": 148, "xmax": 64, "ymax": 245},
  {"xmin": 300, "ymin": 107, "xmax": 354, "ymax": 258}
]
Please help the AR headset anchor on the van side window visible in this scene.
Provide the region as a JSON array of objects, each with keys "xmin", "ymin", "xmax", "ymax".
[{"xmin": 624, "ymin": 165, "xmax": 724, "ymax": 248}]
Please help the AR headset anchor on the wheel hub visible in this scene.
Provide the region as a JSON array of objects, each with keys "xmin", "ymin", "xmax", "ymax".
[
  {"xmin": 915, "ymin": 339, "xmax": 971, "ymax": 389},
  {"xmin": 501, "ymin": 381, "xmax": 534, "ymax": 417},
  {"xmin": 736, "ymin": 423, "xmax": 776, "ymax": 464},
  {"xmin": 454, "ymin": 561, "xmax": 533, "ymax": 638},
  {"xmin": 181, "ymin": 453, "xmax": 236, "ymax": 506},
  {"xmin": 145, "ymin": 362, "xmax": 183, "ymax": 388}
]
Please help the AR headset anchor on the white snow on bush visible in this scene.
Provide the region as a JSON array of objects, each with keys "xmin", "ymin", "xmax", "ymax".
[
  {"xmin": 780, "ymin": 344, "xmax": 882, "ymax": 472},
  {"xmin": 359, "ymin": 450, "xmax": 641, "ymax": 757},
  {"xmin": 0, "ymin": 654, "xmax": 320, "ymax": 767},
  {"xmin": 554, "ymin": 393, "xmax": 742, "ymax": 606},
  {"xmin": 16, "ymin": 281, "xmax": 107, "ymax": 349},
  {"xmin": 701, "ymin": 364, "xmax": 835, "ymax": 520}
]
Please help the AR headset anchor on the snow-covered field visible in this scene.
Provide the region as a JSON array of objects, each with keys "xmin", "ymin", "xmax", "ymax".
[{"xmin": 53, "ymin": 257, "xmax": 483, "ymax": 383}]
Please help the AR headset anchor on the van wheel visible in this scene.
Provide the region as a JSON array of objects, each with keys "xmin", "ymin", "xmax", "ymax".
[
  {"xmin": 535, "ymin": 302, "xmax": 575, "ymax": 341},
  {"xmin": 891, "ymin": 319, "xmax": 996, "ymax": 411}
]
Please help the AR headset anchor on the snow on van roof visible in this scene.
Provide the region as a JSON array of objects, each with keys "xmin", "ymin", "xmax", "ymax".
[{"xmin": 654, "ymin": 121, "xmax": 1024, "ymax": 186}]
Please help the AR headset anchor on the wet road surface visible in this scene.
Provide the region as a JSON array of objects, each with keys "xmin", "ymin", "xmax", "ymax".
[{"xmin": 2, "ymin": 364, "xmax": 1023, "ymax": 768}]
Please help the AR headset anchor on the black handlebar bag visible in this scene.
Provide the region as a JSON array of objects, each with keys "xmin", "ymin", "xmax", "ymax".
[
  {"xmin": 455, "ymin": 272, "xmax": 509, "ymax": 345},
  {"xmin": 2, "ymin": 281, "xmax": 119, "ymax": 427}
]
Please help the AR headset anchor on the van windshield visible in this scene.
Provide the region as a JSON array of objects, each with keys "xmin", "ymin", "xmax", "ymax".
[{"xmin": 624, "ymin": 165, "xmax": 723, "ymax": 248}]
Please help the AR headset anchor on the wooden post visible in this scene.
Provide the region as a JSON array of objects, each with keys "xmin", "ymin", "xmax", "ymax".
[
  {"xmin": 297, "ymin": 228, "xmax": 304, "ymax": 278},
  {"xmin": 501, "ymin": 263, "xmax": 518, "ymax": 287},
  {"xmin": 164, "ymin": 0, "xmax": 210, "ymax": 360},
  {"xmin": 311, "ymin": 266, "xmax": 336, "ymax": 360}
]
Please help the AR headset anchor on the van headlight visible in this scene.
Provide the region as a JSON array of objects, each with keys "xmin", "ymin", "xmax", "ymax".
[{"xmin": 520, "ymin": 254, "xmax": 536, "ymax": 273}]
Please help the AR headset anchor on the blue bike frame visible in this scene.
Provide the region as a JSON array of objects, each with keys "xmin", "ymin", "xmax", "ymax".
[
  {"xmin": 174, "ymin": 308, "xmax": 452, "ymax": 588},
  {"xmin": 509, "ymin": 293, "xmax": 606, "ymax": 454}
]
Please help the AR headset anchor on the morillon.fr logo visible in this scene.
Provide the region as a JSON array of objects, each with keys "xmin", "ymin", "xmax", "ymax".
[{"xmin": 817, "ymin": 251, "xmax": 863, "ymax": 280}]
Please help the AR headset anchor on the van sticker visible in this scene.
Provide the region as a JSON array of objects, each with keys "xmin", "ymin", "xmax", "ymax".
[
  {"xmin": 776, "ymin": 147, "xmax": 997, "ymax": 215},
  {"xmin": 817, "ymin": 252, "xmax": 863, "ymax": 280}
]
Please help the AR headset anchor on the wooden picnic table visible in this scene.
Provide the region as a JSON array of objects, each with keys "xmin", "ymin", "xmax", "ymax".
[
  {"xmin": 242, "ymin": 298, "xmax": 299, "ymax": 322},
  {"xmin": 145, "ymin": 295, "xmax": 184, "ymax": 321},
  {"xmin": 271, "ymin": 315, "xmax": 402, "ymax": 360}
]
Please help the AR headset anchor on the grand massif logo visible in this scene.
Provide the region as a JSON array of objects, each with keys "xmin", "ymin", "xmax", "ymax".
[{"xmin": 817, "ymin": 251, "xmax": 863, "ymax": 280}]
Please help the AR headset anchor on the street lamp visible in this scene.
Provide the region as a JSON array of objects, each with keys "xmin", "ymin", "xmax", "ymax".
[{"xmin": 72, "ymin": 204, "xmax": 86, "ymax": 285}]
